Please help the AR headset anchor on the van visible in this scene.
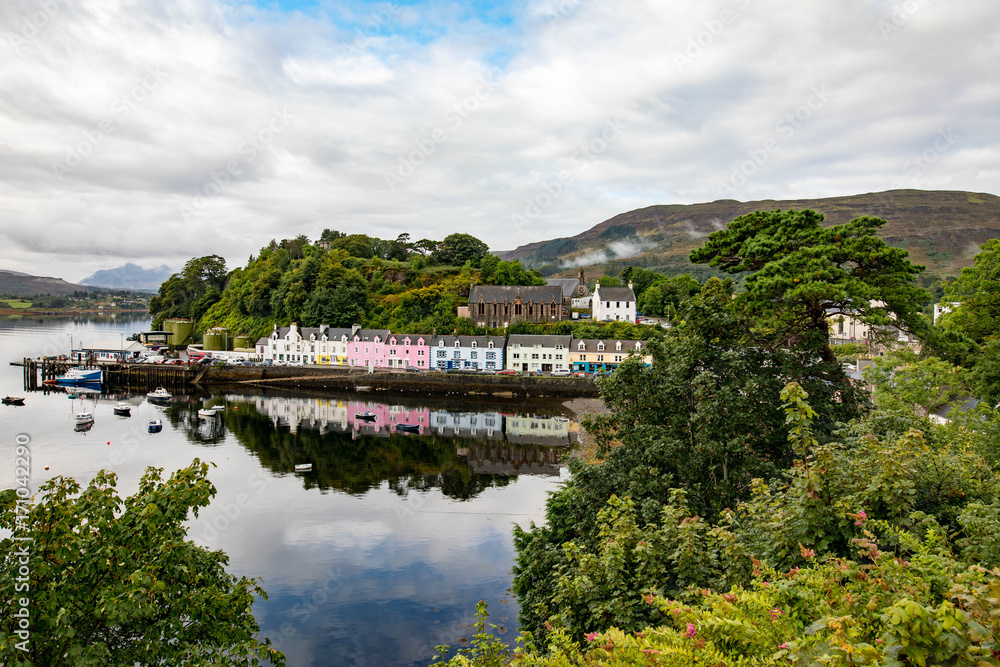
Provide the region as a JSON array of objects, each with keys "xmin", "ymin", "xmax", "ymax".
[{"xmin": 551, "ymin": 368, "xmax": 571, "ymax": 376}]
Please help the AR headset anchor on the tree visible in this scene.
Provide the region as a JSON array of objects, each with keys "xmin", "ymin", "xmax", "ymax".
[
  {"xmin": 434, "ymin": 234, "xmax": 490, "ymax": 267},
  {"xmin": 149, "ymin": 255, "xmax": 228, "ymax": 328},
  {"xmin": 0, "ymin": 461, "xmax": 284, "ymax": 666},
  {"xmin": 301, "ymin": 284, "xmax": 369, "ymax": 328},
  {"xmin": 690, "ymin": 210, "xmax": 928, "ymax": 365},
  {"xmin": 940, "ymin": 238, "xmax": 1000, "ymax": 344},
  {"xmin": 863, "ymin": 349, "xmax": 970, "ymax": 418},
  {"xmin": 971, "ymin": 337, "xmax": 1000, "ymax": 407}
]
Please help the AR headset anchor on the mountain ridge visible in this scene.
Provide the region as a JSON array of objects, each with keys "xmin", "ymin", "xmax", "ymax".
[{"xmin": 501, "ymin": 189, "xmax": 1000, "ymax": 279}]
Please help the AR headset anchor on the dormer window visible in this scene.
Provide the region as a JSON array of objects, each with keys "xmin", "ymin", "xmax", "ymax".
[
  {"xmin": 488, "ymin": 341, "xmax": 494, "ymax": 348},
  {"xmin": 616, "ymin": 341, "xmax": 622, "ymax": 350},
  {"xmin": 454, "ymin": 341, "xmax": 460, "ymax": 348},
  {"xmin": 578, "ymin": 341, "xmax": 585, "ymax": 350},
  {"xmin": 471, "ymin": 341, "xmax": 477, "ymax": 348},
  {"xmin": 597, "ymin": 342, "xmax": 605, "ymax": 351},
  {"xmin": 635, "ymin": 342, "xmax": 641, "ymax": 350},
  {"xmin": 439, "ymin": 340, "xmax": 445, "ymax": 347}
]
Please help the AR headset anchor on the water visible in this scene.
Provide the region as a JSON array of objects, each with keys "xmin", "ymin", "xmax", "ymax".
[{"xmin": 0, "ymin": 315, "xmax": 574, "ymax": 666}]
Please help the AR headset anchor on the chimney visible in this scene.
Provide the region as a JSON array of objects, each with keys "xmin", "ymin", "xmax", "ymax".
[{"xmin": 628, "ymin": 281, "xmax": 633, "ymax": 291}]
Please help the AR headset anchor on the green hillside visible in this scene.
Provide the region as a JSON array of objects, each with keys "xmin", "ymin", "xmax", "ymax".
[{"xmin": 503, "ymin": 189, "xmax": 1000, "ymax": 279}]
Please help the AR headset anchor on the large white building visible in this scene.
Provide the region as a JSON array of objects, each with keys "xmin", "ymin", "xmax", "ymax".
[
  {"xmin": 427, "ymin": 335, "xmax": 506, "ymax": 371},
  {"xmin": 592, "ymin": 282, "xmax": 637, "ymax": 322},
  {"xmin": 505, "ymin": 334, "xmax": 572, "ymax": 373}
]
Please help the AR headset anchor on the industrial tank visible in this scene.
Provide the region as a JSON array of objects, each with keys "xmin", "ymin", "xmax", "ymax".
[
  {"xmin": 233, "ymin": 334, "xmax": 253, "ymax": 350},
  {"xmin": 164, "ymin": 318, "xmax": 194, "ymax": 347},
  {"xmin": 202, "ymin": 327, "xmax": 230, "ymax": 351}
]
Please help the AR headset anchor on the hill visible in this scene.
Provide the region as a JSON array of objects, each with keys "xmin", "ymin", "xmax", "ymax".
[
  {"xmin": 79, "ymin": 263, "xmax": 174, "ymax": 292},
  {"xmin": 502, "ymin": 190, "xmax": 1000, "ymax": 279},
  {"xmin": 0, "ymin": 270, "xmax": 88, "ymax": 297}
]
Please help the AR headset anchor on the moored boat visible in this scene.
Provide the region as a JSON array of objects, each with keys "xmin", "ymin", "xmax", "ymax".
[
  {"xmin": 2, "ymin": 396, "xmax": 25, "ymax": 406},
  {"xmin": 148, "ymin": 419, "xmax": 162, "ymax": 433},
  {"xmin": 113, "ymin": 402, "xmax": 131, "ymax": 416},
  {"xmin": 75, "ymin": 412, "xmax": 94, "ymax": 425},
  {"xmin": 294, "ymin": 463, "xmax": 313, "ymax": 472},
  {"xmin": 395, "ymin": 423, "xmax": 420, "ymax": 433},
  {"xmin": 355, "ymin": 411, "xmax": 377, "ymax": 421},
  {"xmin": 197, "ymin": 408, "xmax": 217, "ymax": 418},
  {"xmin": 55, "ymin": 367, "xmax": 103, "ymax": 385},
  {"xmin": 147, "ymin": 387, "xmax": 172, "ymax": 402}
]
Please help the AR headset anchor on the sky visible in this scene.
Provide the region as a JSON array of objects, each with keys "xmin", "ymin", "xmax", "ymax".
[{"xmin": 0, "ymin": 0, "xmax": 997, "ymax": 283}]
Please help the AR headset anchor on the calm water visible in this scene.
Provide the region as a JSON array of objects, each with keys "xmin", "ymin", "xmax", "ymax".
[{"xmin": 0, "ymin": 315, "xmax": 573, "ymax": 666}]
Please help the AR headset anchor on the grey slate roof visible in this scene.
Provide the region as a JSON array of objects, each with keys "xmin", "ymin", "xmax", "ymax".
[
  {"xmin": 595, "ymin": 285, "xmax": 636, "ymax": 302},
  {"xmin": 430, "ymin": 335, "xmax": 506, "ymax": 348},
  {"xmin": 507, "ymin": 334, "xmax": 572, "ymax": 348},
  {"xmin": 572, "ymin": 339, "xmax": 643, "ymax": 353},
  {"xmin": 469, "ymin": 285, "xmax": 563, "ymax": 303},
  {"xmin": 546, "ymin": 278, "xmax": 581, "ymax": 299}
]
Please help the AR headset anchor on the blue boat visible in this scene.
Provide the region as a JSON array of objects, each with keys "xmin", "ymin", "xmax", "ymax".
[
  {"xmin": 55, "ymin": 368, "xmax": 103, "ymax": 385},
  {"xmin": 395, "ymin": 423, "xmax": 420, "ymax": 433},
  {"xmin": 148, "ymin": 419, "xmax": 163, "ymax": 433}
]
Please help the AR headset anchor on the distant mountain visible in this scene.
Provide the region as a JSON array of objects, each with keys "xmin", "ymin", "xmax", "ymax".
[
  {"xmin": 0, "ymin": 271, "xmax": 87, "ymax": 297},
  {"xmin": 78, "ymin": 263, "xmax": 174, "ymax": 292},
  {"xmin": 502, "ymin": 190, "xmax": 1000, "ymax": 279}
]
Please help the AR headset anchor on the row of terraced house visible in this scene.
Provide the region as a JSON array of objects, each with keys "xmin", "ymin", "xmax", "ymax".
[{"xmin": 254, "ymin": 324, "xmax": 651, "ymax": 374}]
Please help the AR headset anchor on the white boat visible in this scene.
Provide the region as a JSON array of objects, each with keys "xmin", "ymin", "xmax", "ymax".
[
  {"xmin": 74, "ymin": 412, "xmax": 94, "ymax": 425},
  {"xmin": 113, "ymin": 402, "xmax": 131, "ymax": 416},
  {"xmin": 211, "ymin": 404, "xmax": 228, "ymax": 412},
  {"xmin": 56, "ymin": 368, "xmax": 103, "ymax": 385},
  {"xmin": 294, "ymin": 463, "xmax": 312, "ymax": 472},
  {"xmin": 147, "ymin": 387, "xmax": 172, "ymax": 401},
  {"xmin": 197, "ymin": 408, "xmax": 217, "ymax": 418}
]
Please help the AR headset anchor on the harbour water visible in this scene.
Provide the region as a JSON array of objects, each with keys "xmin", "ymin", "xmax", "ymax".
[{"xmin": 0, "ymin": 315, "xmax": 576, "ymax": 666}]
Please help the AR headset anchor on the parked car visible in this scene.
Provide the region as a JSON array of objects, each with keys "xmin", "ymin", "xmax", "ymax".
[
  {"xmin": 497, "ymin": 369, "xmax": 518, "ymax": 376},
  {"xmin": 573, "ymin": 371, "xmax": 589, "ymax": 377},
  {"xmin": 551, "ymin": 368, "xmax": 571, "ymax": 376}
]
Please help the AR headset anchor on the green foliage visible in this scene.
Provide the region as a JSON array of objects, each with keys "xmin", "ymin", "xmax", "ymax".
[
  {"xmin": 149, "ymin": 255, "xmax": 228, "ymax": 329},
  {"xmin": 863, "ymin": 350, "xmax": 969, "ymax": 417},
  {"xmin": 479, "ymin": 255, "xmax": 546, "ymax": 286},
  {"xmin": 434, "ymin": 233, "xmax": 491, "ymax": 267},
  {"xmin": 636, "ymin": 274, "xmax": 700, "ymax": 317},
  {"xmin": 941, "ymin": 238, "xmax": 1000, "ymax": 344},
  {"xmin": 432, "ymin": 601, "xmax": 511, "ymax": 667},
  {"xmin": 0, "ymin": 461, "xmax": 283, "ymax": 666},
  {"xmin": 690, "ymin": 210, "xmax": 929, "ymax": 363},
  {"xmin": 971, "ymin": 337, "xmax": 1000, "ymax": 406}
]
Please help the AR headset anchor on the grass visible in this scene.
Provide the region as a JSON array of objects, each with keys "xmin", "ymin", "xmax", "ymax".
[{"xmin": 1, "ymin": 300, "xmax": 32, "ymax": 309}]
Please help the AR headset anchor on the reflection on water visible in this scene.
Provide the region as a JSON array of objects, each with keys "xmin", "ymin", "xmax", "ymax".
[{"xmin": 176, "ymin": 394, "xmax": 578, "ymax": 499}]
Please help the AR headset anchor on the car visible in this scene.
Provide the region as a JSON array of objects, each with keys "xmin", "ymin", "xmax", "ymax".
[
  {"xmin": 551, "ymin": 368, "xmax": 571, "ymax": 377},
  {"xmin": 573, "ymin": 371, "xmax": 589, "ymax": 377},
  {"xmin": 497, "ymin": 369, "xmax": 518, "ymax": 376},
  {"xmin": 480, "ymin": 369, "xmax": 496, "ymax": 375}
]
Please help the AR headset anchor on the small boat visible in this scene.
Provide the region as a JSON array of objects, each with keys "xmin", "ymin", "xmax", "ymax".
[
  {"xmin": 211, "ymin": 404, "xmax": 227, "ymax": 412},
  {"xmin": 355, "ymin": 411, "xmax": 377, "ymax": 421},
  {"xmin": 113, "ymin": 401, "xmax": 131, "ymax": 416},
  {"xmin": 66, "ymin": 392, "xmax": 77, "ymax": 399},
  {"xmin": 197, "ymin": 408, "xmax": 217, "ymax": 418},
  {"xmin": 395, "ymin": 423, "xmax": 420, "ymax": 433},
  {"xmin": 74, "ymin": 421, "xmax": 93, "ymax": 433},
  {"xmin": 148, "ymin": 419, "xmax": 163, "ymax": 433},
  {"xmin": 147, "ymin": 387, "xmax": 172, "ymax": 402},
  {"xmin": 75, "ymin": 412, "xmax": 94, "ymax": 425},
  {"xmin": 294, "ymin": 463, "xmax": 313, "ymax": 472},
  {"xmin": 2, "ymin": 396, "xmax": 25, "ymax": 406}
]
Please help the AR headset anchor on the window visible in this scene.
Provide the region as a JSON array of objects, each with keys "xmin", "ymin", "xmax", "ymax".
[
  {"xmin": 471, "ymin": 341, "xmax": 477, "ymax": 348},
  {"xmin": 532, "ymin": 353, "xmax": 539, "ymax": 359},
  {"xmin": 471, "ymin": 351, "xmax": 478, "ymax": 359},
  {"xmin": 488, "ymin": 341, "xmax": 494, "ymax": 348},
  {"xmin": 486, "ymin": 351, "xmax": 496, "ymax": 360},
  {"xmin": 389, "ymin": 349, "xmax": 396, "ymax": 355},
  {"xmin": 418, "ymin": 350, "xmax": 424, "ymax": 356},
  {"xmin": 478, "ymin": 303, "xmax": 485, "ymax": 315},
  {"xmin": 453, "ymin": 351, "xmax": 461, "ymax": 359},
  {"xmin": 513, "ymin": 353, "xmax": 519, "ymax": 359},
  {"xmin": 437, "ymin": 350, "xmax": 447, "ymax": 358},
  {"xmin": 578, "ymin": 341, "xmax": 586, "ymax": 350},
  {"xmin": 515, "ymin": 304, "xmax": 522, "ymax": 315},
  {"xmin": 597, "ymin": 342, "xmax": 605, "ymax": 351},
  {"xmin": 616, "ymin": 341, "xmax": 622, "ymax": 350}
]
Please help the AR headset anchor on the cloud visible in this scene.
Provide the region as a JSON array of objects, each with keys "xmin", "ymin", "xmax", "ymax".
[{"xmin": 0, "ymin": 0, "xmax": 996, "ymax": 281}]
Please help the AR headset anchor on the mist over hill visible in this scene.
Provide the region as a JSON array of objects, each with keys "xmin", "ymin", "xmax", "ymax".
[{"xmin": 78, "ymin": 263, "xmax": 174, "ymax": 293}]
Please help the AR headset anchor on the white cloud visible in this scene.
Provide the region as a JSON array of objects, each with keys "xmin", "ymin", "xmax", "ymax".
[{"xmin": 0, "ymin": 0, "xmax": 996, "ymax": 281}]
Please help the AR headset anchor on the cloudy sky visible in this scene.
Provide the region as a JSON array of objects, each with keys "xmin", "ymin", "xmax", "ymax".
[{"xmin": 0, "ymin": 0, "xmax": 997, "ymax": 282}]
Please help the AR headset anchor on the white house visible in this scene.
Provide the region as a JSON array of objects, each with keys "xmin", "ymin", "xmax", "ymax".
[
  {"xmin": 256, "ymin": 323, "xmax": 355, "ymax": 364},
  {"xmin": 505, "ymin": 334, "xmax": 571, "ymax": 373},
  {"xmin": 428, "ymin": 335, "xmax": 506, "ymax": 371},
  {"xmin": 75, "ymin": 338, "xmax": 147, "ymax": 362},
  {"xmin": 592, "ymin": 282, "xmax": 637, "ymax": 322},
  {"xmin": 933, "ymin": 302, "xmax": 961, "ymax": 324}
]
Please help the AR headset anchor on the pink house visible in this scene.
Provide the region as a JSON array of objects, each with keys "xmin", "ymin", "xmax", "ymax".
[
  {"xmin": 347, "ymin": 328, "xmax": 391, "ymax": 368},
  {"xmin": 383, "ymin": 333, "xmax": 432, "ymax": 369},
  {"xmin": 347, "ymin": 400, "xmax": 431, "ymax": 434}
]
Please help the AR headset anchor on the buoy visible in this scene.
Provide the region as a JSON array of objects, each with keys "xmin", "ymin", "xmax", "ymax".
[
  {"xmin": 45, "ymin": 466, "xmax": 49, "ymax": 470},
  {"xmin": 107, "ymin": 441, "xmax": 110, "ymax": 445}
]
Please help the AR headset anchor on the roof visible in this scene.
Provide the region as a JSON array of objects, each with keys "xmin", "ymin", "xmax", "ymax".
[
  {"xmin": 387, "ymin": 333, "xmax": 432, "ymax": 345},
  {"xmin": 595, "ymin": 285, "xmax": 636, "ymax": 302},
  {"xmin": 78, "ymin": 339, "xmax": 147, "ymax": 352},
  {"xmin": 507, "ymin": 334, "xmax": 572, "ymax": 348},
  {"xmin": 430, "ymin": 335, "xmax": 506, "ymax": 347},
  {"xmin": 572, "ymin": 339, "xmax": 643, "ymax": 353},
  {"xmin": 353, "ymin": 328, "xmax": 391, "ymax": 343},
  {"xmin": 546, "ymin": 278, "xmax": 581, "ymax": 299},
  {"xmin": 469, "ymin": 285, "xmax": 563, "ymax": 303}
]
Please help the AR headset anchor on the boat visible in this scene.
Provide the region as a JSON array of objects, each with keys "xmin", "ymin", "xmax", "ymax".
[
  {"xmin": 2, "ymin": 396, "xmax": 25, "ymax": 406},
  {"xmin": 74, "ymin": 421, "xmax": 93, "ymax": 433},
  {"xmin": 74, "ymin": 412, "xmax": 94, "ymax": 425},
  {"xmin": 355, "ymin": 411, "xmax": 378, "ymax": 421},
  {"xmin": 113, "ymin": 402, "xmax": 131, "ymax": 416},
  {"xmin": 146, "ymin": 387, "xmax": 172, "ymax": 402},
  {"xmin": 148, "ymin": 419, "xmax": 163, "ymax": 433},
  {"xmin": 211, "ymin": 404, "xmax": 228, "ymax": 412},
  {"xmin": 55, "ymin": 367, "xmax": 103, "ymax": 385},
  {"xmin": 294, "ymin": 463, "xmax": 313, "ymax": 472},
  {"xmin": 395, "ymin": 423, "xmax": 421, "ymax": 433},
  {"xmin": 197, "ymin": 408, "xmax": 217, "ymax": 418}
]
